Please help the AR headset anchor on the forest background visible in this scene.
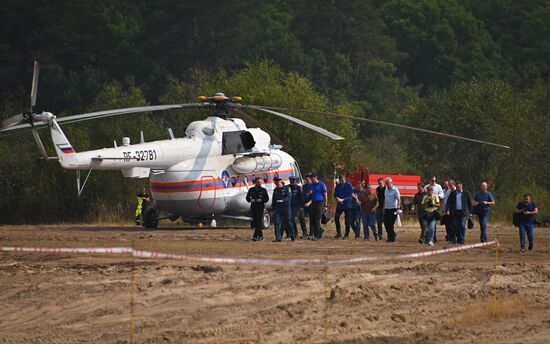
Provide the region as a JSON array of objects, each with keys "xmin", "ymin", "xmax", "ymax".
[{"xmin": 1, "ymin": 0, "xmax": 549, "ymax": 224}]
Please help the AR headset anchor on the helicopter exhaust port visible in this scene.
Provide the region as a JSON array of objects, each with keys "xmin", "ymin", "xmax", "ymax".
[{"xmin": 232, "ymin": 153, "xmax": 283, "ymax": 174}]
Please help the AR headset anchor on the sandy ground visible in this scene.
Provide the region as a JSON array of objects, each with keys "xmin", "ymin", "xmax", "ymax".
[{"xmin": 0, "ymin": 223, "xmax": 549, "ymax": 344}]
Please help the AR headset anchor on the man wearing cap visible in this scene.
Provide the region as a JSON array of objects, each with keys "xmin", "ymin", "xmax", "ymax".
[
  {"xmin": 305, "ymin": 173, "xmax": 328, "ymax": 240},
  {"xmin": 287, "ymin": 176, "xmax": 305, "ymax": 240},
  {"xmin": 272, "ymin": 177, "xmax": 294, "ymax": 242},
  {"xmin": 246, "ymin": 177, "xmax": 269, "ymax": 241}
]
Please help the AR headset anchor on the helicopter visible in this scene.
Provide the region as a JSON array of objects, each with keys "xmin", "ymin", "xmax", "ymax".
[{"xmin": 0, "ymin": 62, "xmax": 509, "ymax": 228}]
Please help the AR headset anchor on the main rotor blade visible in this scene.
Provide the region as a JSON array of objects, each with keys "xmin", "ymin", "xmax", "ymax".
[
  {"xmin": 0, "ymin": 103, "xmax": 207, "ymax": 133},
  {"xmin": 259, "ymin": 106, "xmax": 510, "ymax": 149},
  {"xmin": 0, "ymin": 114, "xmax": 26, "ymax": 131},
  {"xmin": 55, "ymin": 103, "xmax": 205, "ymax": 125},
  {"xmin": 244, "ymin": 105, "xmax": 344, "ymax": 140},
  {"xmin": 30, "ymin": 61, "xmax": 39, "ymax": 111}
]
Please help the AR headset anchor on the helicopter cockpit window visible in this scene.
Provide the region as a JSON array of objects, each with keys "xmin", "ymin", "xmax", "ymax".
[{"xmin": 222, "ymin": 130, "xmax": 256, "ymax": 155}]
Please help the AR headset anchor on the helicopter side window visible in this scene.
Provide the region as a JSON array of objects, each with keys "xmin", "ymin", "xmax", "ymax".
[
  {"xmin": 222, "ymin": 130, "xmax": 256, "ymax": 155},
  {"xmin": 291, "ymin": 162, "xmax": 302, "ymax": 183}
]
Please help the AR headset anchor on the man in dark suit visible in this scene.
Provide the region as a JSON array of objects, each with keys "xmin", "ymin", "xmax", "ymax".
[
  {"xmin": 445, "ymin": 181, "xmax": 473, "ymax": 244},
  {"xmin": 246, "ymin": 177, "xmax": 269, "ymax": 241}
]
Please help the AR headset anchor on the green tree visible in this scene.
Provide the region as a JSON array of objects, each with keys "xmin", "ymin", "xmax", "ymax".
[
  {"xmin": 404, "ymin": 79, "xmax": 550, "ymax": 220},
  {"xmin": 379, "ymin": 0, "xmax": 502, "ymax": 89},
  {"xmin": 465, "ymin": 0, "xmax": 550, "ymax": 86}
]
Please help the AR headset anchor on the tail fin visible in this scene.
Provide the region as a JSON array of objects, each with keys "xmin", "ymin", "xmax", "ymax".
[{"xmin": 50, "ymin": 120, "xmax": 80, "ymax": 168}]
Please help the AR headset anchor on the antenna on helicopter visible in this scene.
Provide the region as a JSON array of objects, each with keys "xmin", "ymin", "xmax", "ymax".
[{"xmin": 168, "ymin": 128, "xmax": 175, "ymax": 140}]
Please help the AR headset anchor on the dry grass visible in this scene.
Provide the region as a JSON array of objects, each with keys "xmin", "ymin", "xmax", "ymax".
[
  {"xmin": 85, "ymin": 203, "xmax": 133, "ymax": 226},
  {"xmin": 454, "ymin": 297, "xmax": 526, "ymax": 324}
]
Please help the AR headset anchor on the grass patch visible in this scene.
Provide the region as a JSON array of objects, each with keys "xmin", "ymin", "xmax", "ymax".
[{"xmin": 454, "ymin": 297, "xmax": 526, "ymax": 324}]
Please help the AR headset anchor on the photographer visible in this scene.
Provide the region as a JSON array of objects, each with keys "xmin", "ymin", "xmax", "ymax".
[{"xmin": 422, "ymin": 185, "xmax": 440, "ymax": 246}]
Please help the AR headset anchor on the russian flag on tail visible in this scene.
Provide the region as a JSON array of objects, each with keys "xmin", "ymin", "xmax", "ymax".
[{"xmin": 56, "ymin": 143, "xmax": 75, "ymax": 154}]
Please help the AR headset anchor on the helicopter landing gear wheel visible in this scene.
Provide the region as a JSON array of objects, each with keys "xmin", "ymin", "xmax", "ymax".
[
  {"xmin": 261, "ymin": 209, "xmax": 271, "ymax": 229},
  {"xmin": 143, "ymin": 208, "xmax": 160, "ymax": 229}
]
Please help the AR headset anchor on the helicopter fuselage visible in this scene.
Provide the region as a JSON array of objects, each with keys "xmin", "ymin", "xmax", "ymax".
[{"xmin": 50, "ymin": 115, "xmax": 301, "ymax": 220}]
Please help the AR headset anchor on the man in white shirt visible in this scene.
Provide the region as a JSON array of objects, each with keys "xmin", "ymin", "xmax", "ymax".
[
  {"xmin": 425, "ymin": 176, "xmax": 445, "ymax": 200},
  {"xmin": 383, "ymin": 177, "xmax": 401, "ymax": 242}
]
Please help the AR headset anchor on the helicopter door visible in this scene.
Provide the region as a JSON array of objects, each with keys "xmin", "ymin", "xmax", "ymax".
[
  {"xmin": 290, "ymin": 162, "xmax": 303, "ymax": 183},
  {"xmin": 198, "ymin": 176, "xmax": 216, "ymax": 210}
]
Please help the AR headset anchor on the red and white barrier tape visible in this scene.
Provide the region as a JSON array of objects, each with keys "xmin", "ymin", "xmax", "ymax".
[
  {"xmin": 0, "ymin": 246, "xmax": 133, "ymax": 254},
  {"xmin": 0, "ymin": 240, "xmax": 498, "ymax": 266}
]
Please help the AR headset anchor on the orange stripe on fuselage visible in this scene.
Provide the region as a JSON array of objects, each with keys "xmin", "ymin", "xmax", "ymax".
[{"xmin": 150, "ymin": 169, "xmax": 293, "ymax": 193}]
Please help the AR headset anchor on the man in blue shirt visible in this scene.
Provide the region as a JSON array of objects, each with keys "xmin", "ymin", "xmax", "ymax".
[
  {"xmin": 333, "ymin": 175, "xmax": 354, "ymax": 239},
  {"xmin": 514, "ymin": 193, "xmax": 539, "ymax": 252},
  {"xmin": 473, "ymin": 182, "xmax": 496, "ymax": 243},
  {"xmin": 383, "ymin": 178, "xmax": 401, "ymax": 242},
  {"xmin": 305, "ymin": 173, "xmax": 328, "ymax": 240}
]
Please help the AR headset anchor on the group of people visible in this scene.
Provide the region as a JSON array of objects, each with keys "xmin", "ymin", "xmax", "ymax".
[
  {"xmin": 246, "ymin": 174, "xmax": 403, "ymax": 243},
  {"xmin": 247, "ymin": 173, "xmax": 540, "ymax": 252},
  {"xmin": 333, "ymin": 175, "xmax": 400, "ymax": 242},
  {"xmin": 412, "ymin": 177, "xmax": 495, "ymax": 246},
  {"xmin": 412, "ymin": 177, "xmax": 540, "ymax": 252},
  {"xmin": 246, "ymin": 173, "xmax": 328, "ymax": 242}
]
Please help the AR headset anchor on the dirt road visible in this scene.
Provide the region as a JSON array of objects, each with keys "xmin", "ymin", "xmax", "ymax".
[{"xmin": 0, "ymin": 224, "xmax": 549, "ymax": 343}]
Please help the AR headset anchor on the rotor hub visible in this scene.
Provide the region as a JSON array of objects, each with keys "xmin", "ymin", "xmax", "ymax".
[{"xmin": 197, "ymin": 93, "xmax": 242, "ymax": 118}]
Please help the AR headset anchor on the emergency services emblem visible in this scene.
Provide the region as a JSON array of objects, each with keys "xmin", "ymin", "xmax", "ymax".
[{"xmin": 221, "ymin": 170, "xmax": 230, "ymax": 188}]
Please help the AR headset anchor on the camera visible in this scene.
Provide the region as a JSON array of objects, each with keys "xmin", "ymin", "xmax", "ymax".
[{"xmin": 427, "ymin": 200, "xmax": 434, "ymax": 207}]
